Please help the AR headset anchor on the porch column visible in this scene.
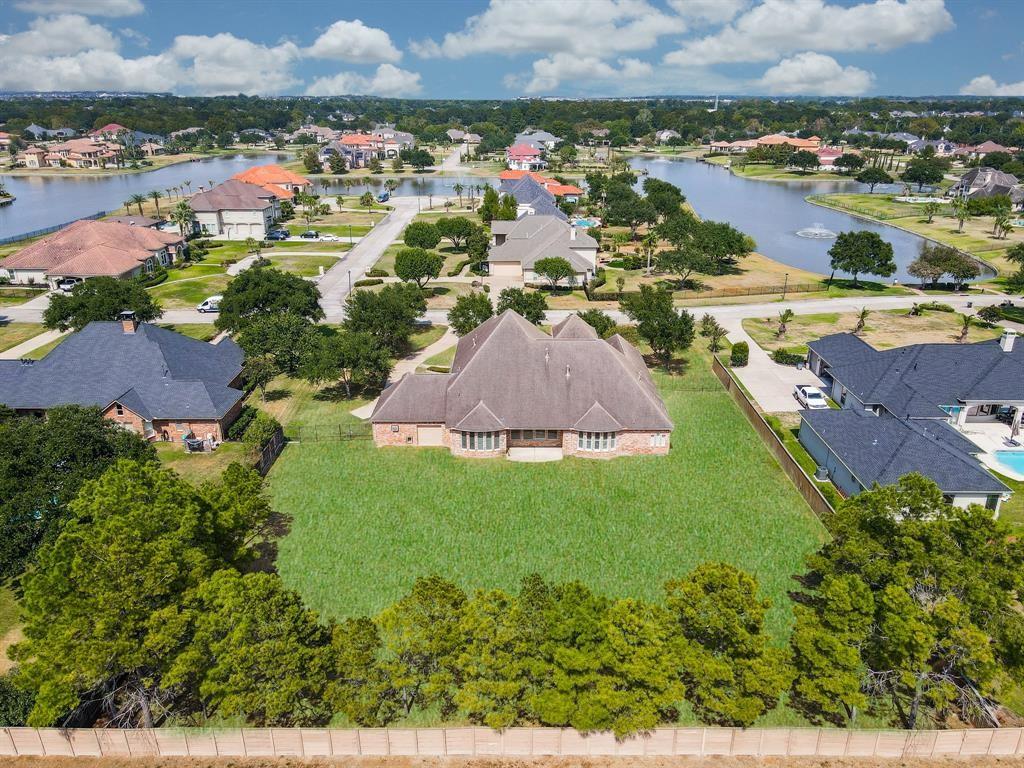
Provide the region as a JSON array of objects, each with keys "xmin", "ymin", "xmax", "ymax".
[{"xmin": 956, "ymin": 405, "xmax": 968, "ymax": 429}]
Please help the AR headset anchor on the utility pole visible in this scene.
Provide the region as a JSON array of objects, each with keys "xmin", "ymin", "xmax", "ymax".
[
  {"xmin": 782, "ymin": 272, "xmax": 789, "ymax": 301},
  {"xmin": 347, "ymin": 269, "xmax": 351, "ymax": 293}
]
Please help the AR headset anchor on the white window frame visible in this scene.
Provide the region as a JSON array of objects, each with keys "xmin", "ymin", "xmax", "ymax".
[
  {"xmin": 649, "ymin": 433, "xmax": 668, "ymax": 447},
  {"xmin": 578, "ymin": 431, "xmax": 617, "ymax": 451},
  {"xmin": 461, "ymin": 431, "xmax": 500, "ymax": 451}
]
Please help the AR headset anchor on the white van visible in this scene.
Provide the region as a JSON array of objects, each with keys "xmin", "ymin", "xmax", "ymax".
[{"xmin": 196, "ymin": 295, "xmax": 222, "ymax": 313}]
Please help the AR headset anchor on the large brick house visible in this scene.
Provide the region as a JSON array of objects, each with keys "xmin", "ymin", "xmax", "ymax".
[
  {"xmin": 0, "ymin": 314, "xmax": 245, "ymax": 444},
  {"xmin": 370, "ymin": 311, "xmax": 672, "ymax": 459},
  {"xmin": 0, "ymin": 219, "xmax": 185, "ymax": 287}
]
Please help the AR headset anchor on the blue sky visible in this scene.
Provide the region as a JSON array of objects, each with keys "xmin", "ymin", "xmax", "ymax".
[{"xmin": 0, "ymin": 0, "xmax": 1022, "ymax": 98}]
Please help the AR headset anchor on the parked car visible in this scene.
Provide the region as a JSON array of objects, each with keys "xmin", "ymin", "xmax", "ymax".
[
  {"xmin": 794, "ymin": 385, "xmax": 830, "ymax": 410},
  {"xmin": 196, "ymin": 295, "xmax": 222, "ymax": 313},
  {"xmin": 377, "ymin": 192, "xmax": 390, "ymax": 202},
  {"xmin": 320, "ymin": 233, "xmax": 341, "ymax": 242},
  {"xmin": 265, "ymin": 230, "xmax": 289, "ymax": 241},
  {"xmin": 298, "ymin": 230, "xmax": 319, "ymax": 239},
  {"xmin": 56, "ymin": 277, "xmax": 81, "ymax": 293}
]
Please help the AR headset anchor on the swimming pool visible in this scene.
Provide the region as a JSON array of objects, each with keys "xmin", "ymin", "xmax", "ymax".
[
  {"xmin": 994, "ymin": 450, "xmax": 1024, "ymax": 478},
  {"xmin": 573, "ymin": 218, "xmax": 598, "ymax": 228}
]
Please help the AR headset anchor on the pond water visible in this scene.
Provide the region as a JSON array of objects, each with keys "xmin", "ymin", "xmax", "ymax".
[
  {"xmin": 629, "ymin": 156, "xmax": 982, "ymax": 283},
  {"xmin": 0, "ymin": 153, "xmax": 292, "ymax": 240}
]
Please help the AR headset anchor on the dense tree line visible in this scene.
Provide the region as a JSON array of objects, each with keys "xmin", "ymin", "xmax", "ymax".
[{"xmin": 3, "ymin": 95, "xmax": 1023, "ymax": 147}]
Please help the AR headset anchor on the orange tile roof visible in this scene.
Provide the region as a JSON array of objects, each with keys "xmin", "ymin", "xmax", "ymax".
[
  {"xmin": 232, "ymin": 164, "xmax": 311, "ymax": 189},
  {"xmin": 339, "ymin": 133, "xmax": 377, "ymax": 146}
]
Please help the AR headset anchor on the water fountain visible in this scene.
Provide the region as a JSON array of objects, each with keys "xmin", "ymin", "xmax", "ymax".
[{"xmin": 795, "ymin": 222, "xmax": 838, "ymax": 239}]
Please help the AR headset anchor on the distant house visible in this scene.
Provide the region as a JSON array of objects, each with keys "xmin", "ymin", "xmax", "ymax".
[
  {"xmin": 656, "ymin": 129, "xmax": 681, "ymax": 144},
  {"xmin": 948, "ymin": 167, "xmax": 1022, "ymax": 207},
  {"xmin": 0, "ymin": 219, "xmax": 185, "ymax": 287},
  {"xmin": 710, "ymin": 139, "xmax": 758, "ymax": 154},
  {"xmin": 446, "ymin": 129, "xmax": 466, "ymax": 141},
  {"xmin": 19, "ymin": 145, "xmax": 47, "ymax": 168},
  {"xmin": 370, "ymin": 311, "xmax": 672, "ymax": 459},
  {"xmin": 967, "ymin": 140, "xmax": 1013, "ymax": 159},
  {"xmin": 89, "ymin": 123, "xmax": 130, "ymax": 139},
  {"xmin": 288, "ymin": 124, "xmax": 337, "ymax": 143},
  {"xmin": 232, "ymin": 164, "xmax": 311, "ymax": 197},
  {"xmin": 815, "ymin": 147, "xmax": 845, "ymax": 168},
  {"xmin": 372, "ymin": 126, "xmax": 415, "ymax": 156},
  {"xmin": 321, "ymin": 133, "xmax": 379, "ymax": 168},
  {"xmin": 488, "ymin": 215, "xmax": 597, "ymax": 285},
  {"xmin": 43, "ymin": 138, "xmax": 121, "ymax": 168},
  {"xmin": 499, "ymin": 170, "xmax": 582, "ymax": 202},
  {"xmin": 514, "ymin": 130, "xmax": 561, "ymax": 150},
  {"xmin": 757, "ymin": 133, "xmax": 821, "ymax": 150},
  {"xmin": 190, "ymin": 179, "xmax": 281, "ymax": 240},
  {"xmin": 799, "ymin": 331, "xmax": 1023, "ymax": 511},
  {"xmin": 0, "ymin": 316, "xmax": 245, "ymax": 445},
  {"xmin": 138, "ymin": 141, "xmax": 165, "ymax": 157},
  {"xmin": 907, "ymin": 138, "xmax": 957, "ymax": 156},
  {"xmin": 506, "ymin": 143, "xmax": 545, "ymax": 171},
  {"xmin": 464, "ymin": 132, "xmax": 482, "ymax": 144},
  {"xmin": 25, "ymin": 124, "xmax": 76, "ymax": 140}
]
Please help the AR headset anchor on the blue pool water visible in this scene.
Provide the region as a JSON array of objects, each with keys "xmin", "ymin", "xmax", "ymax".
[
  {"xmin": 573, "ymin": 218, "xmax": 598, "ymax": 228},
  {"xmin": 994, "ymin": 451, "xmax": 1024, "ymax": 475}
]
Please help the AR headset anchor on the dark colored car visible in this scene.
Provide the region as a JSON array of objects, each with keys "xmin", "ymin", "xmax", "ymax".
[
  {"xmin": 299, "ymin": 230, "xmax": 319, "ymax": 239},
  {"xmin": 265, "ymin": 230, "xmax": 289, "ymax": 241}
]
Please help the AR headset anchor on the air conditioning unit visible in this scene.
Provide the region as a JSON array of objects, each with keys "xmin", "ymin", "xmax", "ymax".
[{"xmin": 814, "ymin": 466, "xmax": 829, "ymax": 482}]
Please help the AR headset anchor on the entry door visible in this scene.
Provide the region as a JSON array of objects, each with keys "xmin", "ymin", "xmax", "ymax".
[{"xmin": 416, "ymin": 425, "xmax": 444, "ymax": 446}]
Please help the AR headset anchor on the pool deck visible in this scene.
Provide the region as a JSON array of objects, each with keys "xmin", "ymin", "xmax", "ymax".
[{"xmin": 965, "ymin": 422, "xmax": 1024, "ymax": 481}]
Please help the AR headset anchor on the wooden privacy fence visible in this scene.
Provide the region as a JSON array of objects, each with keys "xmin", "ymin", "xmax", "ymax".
[
  {"xmin": 711, "ymin": 355, "xmax": 835, "ymax": 522},
  {"xmin": 4, "ymin": 726, "xmax": 1024, "ymax": 758}
]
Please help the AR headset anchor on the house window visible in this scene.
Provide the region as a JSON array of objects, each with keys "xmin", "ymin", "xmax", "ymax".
[
  {"xmin": 461, "ymin": 431, "xmax": 501, "ymax": 451},
  {"xmin": 114, "ymin": 404, "xmax": 124, "ymax": 416},
  {"xmin": 578, "ymin": 431, "xmax": 617, "ymax": 451},
  {"xmin": 649, "ymin": 433, "xmax": 668, "ymax": 447},
  {"xmin": 510, "ymin": 430, "xmax": 521, "ymax": 440}
]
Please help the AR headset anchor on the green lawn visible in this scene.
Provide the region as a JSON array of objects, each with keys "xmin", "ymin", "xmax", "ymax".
[
  {"xmin": 373, "ymin": 243, "xmax": 471, "ymax": 276},
  {"xmin": 285, "ymin": 223, "xmax": 373, "ymax": 238},
  {"xmin": 149, "ymin": 274, "xmax": 232, "ymax": 309},
  {"xmin": 0, "ymin": 322, "xmax": 45, "ymax": 353},
  {"xmin": 419, "ymin": 345, "xmax": 457, "ymax": 372},
  {"xmin": 156, "ymin": 441, "xmax": 250, "ymax": 485},
  {"xmin": 266, "ymin": 251, "xmax": 342, "ymax": 278},
  {"xmin": 0, "ymin": 288, "xmax": 46, "ymax": 307},
  {"xmin": 164, "ymin": 263, "xmax": 226, "ymax": 282},
  {"xmin": 0, "ymin": 585, "xmax": 17, "ymax": 638},
  {"xmin": 266, "ymin": 347, "xmax": 827, "ymax": 641},
  {"xmin": 157, "ymin": 323, "xmax": 220, "ymax": 341}
]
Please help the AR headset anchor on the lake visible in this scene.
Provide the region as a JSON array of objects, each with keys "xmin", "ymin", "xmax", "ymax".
[
  {"xmin": 629, "ymin": 156, "xmax": 976, "ymax": 282},
  {"xmin": 0, "ymin": 153, "xmax": 293, "ymax": 241}
]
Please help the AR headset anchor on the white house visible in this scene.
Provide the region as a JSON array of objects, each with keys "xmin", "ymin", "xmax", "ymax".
[
  {"xmin": 190, "ymin": 180, "xmax": 280, "ymax": 240},
  {"xmin": 488, "ymin": 216, "xmax": 598, "ymax": 285}
]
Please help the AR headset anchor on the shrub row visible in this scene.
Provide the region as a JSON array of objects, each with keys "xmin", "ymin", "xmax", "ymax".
[{"xmin": 354, "ymin": 278, "xmax": 384, "ymax": 287}]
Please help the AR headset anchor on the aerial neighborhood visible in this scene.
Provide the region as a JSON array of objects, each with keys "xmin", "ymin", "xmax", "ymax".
[{"xmin": 5, "ymin": 1, "xmax": 1024, "ymax": 754}]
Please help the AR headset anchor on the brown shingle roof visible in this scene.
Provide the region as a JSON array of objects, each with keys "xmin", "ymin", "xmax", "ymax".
[
  {"xmin": 371, "ymin": 311, "xmax": 672, "ymax": 432},
  {"xmin": 190, "ymin": 179, "xmax": 277, "ymax": 212}
]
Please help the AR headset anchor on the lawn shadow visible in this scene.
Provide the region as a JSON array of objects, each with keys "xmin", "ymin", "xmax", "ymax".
[
  {"xmin": 263, "ymin": 388, "xmax": 291, "ymax": 402},
  {"xmin": 245, "ymin": 511, "xmax": 293, "ymax": 575}
]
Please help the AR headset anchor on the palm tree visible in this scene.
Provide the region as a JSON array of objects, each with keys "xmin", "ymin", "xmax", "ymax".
[
  {"xmin": 950, "ymin": 198, "xmax": 970, "ymax": 233},
  {"xmin": 641, "ymin": 230, "xmax": 658, "ymax": 275},
  {"xmin": 170, "ymin": 200, "xmax": 194, "ymax": 239},
  {"xmin": 777, "ymin": 308, "xmax": 794, "ymax": 337},
  {"xmin": 854, "ymin": 307, "xmax": 870, "ymax": 334},
  {"xmin": 148, "ymin": 190, "xmax": 164, "ymax": 216},
  {"xmin": 994, "ymin": 211, "xmax": 1013, "ymax": 240},
  {"xmin": 129, "ymin": 193, "xmax": 147, "ymax": 216},
  {"xmin": 958, "ymin": 313, "xmax": 973, "ymax": 343},
  {"xmin": 184, "ymin": 180, "xmax": 192, "ymax": 195},
  {"xmin": 453, "ymin": 182, "xmax": 464, "ymax": 207}
]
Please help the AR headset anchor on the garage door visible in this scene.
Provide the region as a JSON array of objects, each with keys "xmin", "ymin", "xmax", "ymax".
[
  {"xmin": 489, "ymin": 261, "xmax": 523, "ymax": 277},
  {"xmin": 416, "ymin": 425, "xmax": 444, "ymax": 446}
]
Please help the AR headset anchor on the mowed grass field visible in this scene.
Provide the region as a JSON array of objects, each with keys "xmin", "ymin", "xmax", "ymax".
[{"xmin": 266, "ymin": 347, "xmax": 827, "ymax": 640}]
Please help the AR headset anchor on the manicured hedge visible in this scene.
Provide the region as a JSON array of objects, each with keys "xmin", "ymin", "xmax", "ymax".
[
  {"xmin": 353, "ymin": 278, "xmax": 384, "ymax": 287},
  {"xmin": 730, "ymin": 341, "xmax": 749, "ymax": 367}
]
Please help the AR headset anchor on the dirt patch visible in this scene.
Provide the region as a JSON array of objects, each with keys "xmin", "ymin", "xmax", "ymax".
[
  {"xmin": 0, "ymin": 625, "xmax": 23, "ymax": 673},
  {"xmin": 1, "ymin": 758, "xmax": 1020, "ymax": 768}
]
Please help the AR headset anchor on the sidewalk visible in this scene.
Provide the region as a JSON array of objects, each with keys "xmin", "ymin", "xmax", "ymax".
[{"xmin": 0, "ymin": 328, "xmax": 67, "ymax": 360}]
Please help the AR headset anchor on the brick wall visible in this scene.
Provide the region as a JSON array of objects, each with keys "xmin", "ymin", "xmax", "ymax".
[
  {"xmin": 373, "ymin": 422, "xmax": 418, "ymax": 446},
  {"xmin": 450, "ymin": 429, "xmax": 506, "ymax": 458},
  {"xmin": 102, "ymin": 403, "xmax": 234, "ymax": 444},
  {"xmin": 563, "ymin": 430, "xmax": 671, "ymax": 458}
]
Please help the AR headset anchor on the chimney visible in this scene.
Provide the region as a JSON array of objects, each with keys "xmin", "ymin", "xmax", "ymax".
[
  {"xmin": 1000, "ymin": 329, "xmax": 1016, "ymax": 353},
  {"xmin": 570, "ymin": 226, "xmax": 577, "ymax": 241},
  {"xmin": 119, "ymin": 310, "xmax": 138, "ymax": 334}
]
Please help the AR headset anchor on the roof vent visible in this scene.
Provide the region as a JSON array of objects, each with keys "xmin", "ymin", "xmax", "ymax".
[
  {"xmin": 1000, "ymin": 329, "xmax": 1016, "ymax": 353},
  {"xmin": 545, "ymin": 346, "xmax": 550, "ymax": 363},
  {"xmin": 565, "ymin": 364, "xmax": 571, "ymax": 379}
]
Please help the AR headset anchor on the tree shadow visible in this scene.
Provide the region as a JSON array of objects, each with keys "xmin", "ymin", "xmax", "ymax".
[
  {"xmin": 263, "ymin": 388, "xmax": 291, "ymax": 402},
  {"xmin": 245, "ymin": 511, "xmax": 293, "ymax": 575}
]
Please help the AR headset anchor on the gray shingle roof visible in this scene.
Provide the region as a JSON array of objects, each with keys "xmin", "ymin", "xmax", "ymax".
[
  {"xmin": 0, "ymin": 322, "xmax": 243, "ymax": 420},
  {"xmin": 498, "ymin": 176, "xmax": 567, "ymax": 221},
  {"xmin": 371, "ymin": 311, "xmax": 672, "ymax": 432},
  {"xmin": 810, "ymin": 333, "xmax": 1024, "ymax": 417},
  {"xmin": 801, "ymin": 408, "xmax": 1008, "ymax": 494},
  {"xmin": 190, "ymin": 179, "xmax": 276, "ymax": 212},
  {"xmin": 487, "ymin": 216, "xmax": 597, "ymax": 273}
]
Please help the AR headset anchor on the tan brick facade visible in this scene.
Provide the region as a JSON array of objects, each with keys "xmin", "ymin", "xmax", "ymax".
[
  {"xmin": 102, "ymin": 399, "xmax": 243, "ymax": 444},
  {"xmin": 374, "ymin": 424, "xmax": 670, "ymax": 459}
]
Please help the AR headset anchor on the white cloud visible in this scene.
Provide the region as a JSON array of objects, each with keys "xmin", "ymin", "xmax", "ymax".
[
  {"xmin": 619, "ymin": 57, "xmax": 653, "ymax": 79},
  {"xmin": 960, "ymin": 74, "xmax": 1024, "ymax": 97},
  {"xmin": 169, "ymin": 33, "xmax": 301, "ymax": 95},
  {"xmin": 411, "ymin": 0, "xmax": 685, "ymax": 59},
  {"xmin": 14, "ymin": 0, "xmax": 143, "ymax": 16},
  {"xmin": 756, "ymin": 52, "xmax": 874, "ymax": 95},
  {"xmin": 665, "ymin": 0, "xmax": 954, "ymax": 66},
  {"xmin": 0, "ymin": 49, "xmax": 179, "ymax": 92},
  {"xmin": 119, "ymin": 27, "xmax": 149, "ymax": 47},
  {"xmin": 510, "ymin": 54, "xmax": 710, "ymax": 96},
  {"xmin": 305, "ymin": 63, "xmax": 422, "ymax": 97},
  {"xmin": 0, "ymin": 14, "xmax": 119, "ymax": 56},
  {"xmin": 666, "ymin": 0, "xmax": 748, "ymax": 24},
  {"xmin": 306, "ymin": 19, "xmax": 401, "ymax": 63}
]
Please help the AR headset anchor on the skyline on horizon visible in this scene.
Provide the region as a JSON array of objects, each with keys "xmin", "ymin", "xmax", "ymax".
[{"xmin": 0, "ymin": 0, "xmax": 1022, "ymax": 100}]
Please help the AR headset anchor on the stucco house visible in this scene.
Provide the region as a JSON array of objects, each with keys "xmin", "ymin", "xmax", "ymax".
[
  {"xmin": 488, "ymin": 215, "xmax": 597, "ymax": 284},
  {"xmin": 506, "ymin": 143, "xmax": 545, "ymax": 171},
  {"xmin": 948, "ymin": 167, "xmax": 1022, "ymax": 208},
  {"xmin": 0, "ymin": 219, "xmax": 185, "ymax": 287},
  {"xmin": 799, "ymin": 331, "xmax": 1022, "ymax": 511},
  {"xmin": 0, "ymin": 314, "xmax": 245, "ymax": 445},
  {"xmin": 190, "ymin": 179, "xmax": 281, "ymax": 240},
  {"xmin": 232, "ymin": 164, "xmax": 311, "ymax": 197},
  {"xmin": 371, "ymin": 311, "xmax": 672, "ymax": 459}
]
